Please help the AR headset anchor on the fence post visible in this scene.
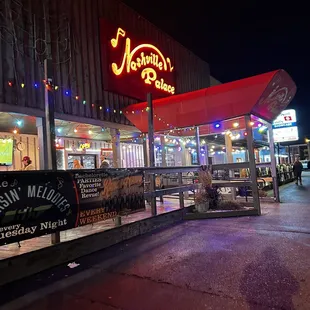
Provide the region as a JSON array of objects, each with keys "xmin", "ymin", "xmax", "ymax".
[
  {"xmin": 178, "ymin": 172, "xmax": 185, "ymax": 209},
  {"xmin": 115, "ymin": 216, "xmax": 122, "ymax": 227}
]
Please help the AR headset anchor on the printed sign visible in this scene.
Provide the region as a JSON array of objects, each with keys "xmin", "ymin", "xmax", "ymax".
[
  {"xmin": 272, "ymin": 109, "xmax": 297, "ymax": 129},
  {"xmin": 272, "ymin": 109, "xmax": 299, "ymax": 143},
  {"xmin": 0, "ymin": 171, "xmax": 77, "ymax": 245},
  {"xmin": 73, "ymin": 169, "xmax": 144, "ymax": 226},
  {"xmin": 0, "ymin": 169, "xmax": 145, "ymax": 246}
]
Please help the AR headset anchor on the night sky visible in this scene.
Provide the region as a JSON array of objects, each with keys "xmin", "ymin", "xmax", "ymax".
[{"xmin": 124, "ymin": 0, "xmax": 309, "ymax": 142}]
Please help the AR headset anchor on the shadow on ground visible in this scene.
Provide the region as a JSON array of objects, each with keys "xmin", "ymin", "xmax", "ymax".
[{"xmin": 240, "ymin": 247, "xmax": 300, "ymax": 310}]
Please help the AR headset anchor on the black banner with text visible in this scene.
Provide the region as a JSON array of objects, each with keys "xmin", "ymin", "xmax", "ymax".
[
  {"xmin": 72, "ymin": 169, "xmax": 145, "ymax": 226},
  {"xmin": 0, "ymin": 169, "xmax": 145, "ymax": 246}
]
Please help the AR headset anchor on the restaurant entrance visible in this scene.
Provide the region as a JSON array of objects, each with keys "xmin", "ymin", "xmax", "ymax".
[{"xmin": 67, "ymin": 154, "xmax": 98, "ymax": 169}]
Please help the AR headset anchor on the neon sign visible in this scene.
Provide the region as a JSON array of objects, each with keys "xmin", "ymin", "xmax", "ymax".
[
  {"xmin": 79, "ymin": 143, "xmax": 90, "ymax": 150},
  {"xmin": 110, "ymin": 27, "xmax": 175, "ymax": 95}
]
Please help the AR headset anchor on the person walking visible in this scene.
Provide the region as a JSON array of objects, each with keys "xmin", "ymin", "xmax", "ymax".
[{"xmin": 293, "ymin": 157, "xmax": 303, "ymax": 185}]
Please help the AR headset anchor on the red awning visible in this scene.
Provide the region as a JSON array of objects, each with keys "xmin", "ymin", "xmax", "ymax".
[{"xmin": 123, "ymin": 69, "xmax": 296, "ymax": 133}]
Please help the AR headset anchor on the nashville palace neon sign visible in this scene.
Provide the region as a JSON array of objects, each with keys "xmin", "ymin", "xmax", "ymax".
[{"xmin": 110, "ymin": 27, "xmax": 175, "ymax": 95}]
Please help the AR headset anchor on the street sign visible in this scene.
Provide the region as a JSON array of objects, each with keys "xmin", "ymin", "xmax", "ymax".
[{"xmin": 272, "ymin": 109, "xmax": 299, "ymax": 143}]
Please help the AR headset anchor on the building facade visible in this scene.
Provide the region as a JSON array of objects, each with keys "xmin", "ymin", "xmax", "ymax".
[{"xmin": 0, "ymin": 0, "xmax": 211, "ymax": 171}]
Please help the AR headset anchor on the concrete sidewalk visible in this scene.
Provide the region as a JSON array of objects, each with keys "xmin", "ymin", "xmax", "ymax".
[
  {"xmin": 279, "ymin": 171, "xmax": 310, "ymax": 203},
  {"xmin": 2, "ymin": 174, "xmax": 310, "ymax": 310}
]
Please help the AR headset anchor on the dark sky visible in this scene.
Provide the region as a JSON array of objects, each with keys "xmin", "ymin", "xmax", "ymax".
[{"xmin": 123, "ymin": 0, "xmax": 309, "ymax": 141}]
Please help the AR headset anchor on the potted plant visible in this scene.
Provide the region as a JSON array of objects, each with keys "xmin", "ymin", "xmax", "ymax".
[
  {"xmin": 195, "ymin": 190, "xmax": 210, "ymax": 212},
  {"xmin": 194, "ymin": 166, "xmax": 212, "ymax": 213},
  {"xmin": 194, "ymin": 166, "xmax": 222, "ymax": 212}
]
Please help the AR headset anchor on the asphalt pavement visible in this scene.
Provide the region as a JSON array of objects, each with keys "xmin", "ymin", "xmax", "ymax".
[{"xmin": 1, "ymin": 172, "xmax": 310, "ymax": 310}]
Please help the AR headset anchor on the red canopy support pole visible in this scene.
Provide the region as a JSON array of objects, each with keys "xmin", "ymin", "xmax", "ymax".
[
  {"xmin": 245, "ymin": 115, "xmax": 261, "ymax": 215},
  {"xmin": 267, "ymin": 122, "xmax": 280, "ymax": 202},
  {"xmin": 143, "ymin": 138, "xmax": 149, "ymax": 167},
  {"xmin": 147, "ymin": 93, "xmax": 157, "ymax": 216},
  {"xmin": 195, "ymin": 127, "xmax": 201, "ymax": 165}
]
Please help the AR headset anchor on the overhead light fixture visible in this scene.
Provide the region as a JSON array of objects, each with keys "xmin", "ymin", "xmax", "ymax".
[{"xmin": 233, "ymin": 122, "xmax": 239, "ymax": 128}]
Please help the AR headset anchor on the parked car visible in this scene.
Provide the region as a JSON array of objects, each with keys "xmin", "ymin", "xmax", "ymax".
[{"xmin": 300, "ymin": 160, "xmax": 309, "ymax": 170}]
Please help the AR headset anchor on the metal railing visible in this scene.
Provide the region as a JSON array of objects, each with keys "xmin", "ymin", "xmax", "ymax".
[{"xmin": 144, "ymin": 166, "xmax": 201, "ymax": 215}]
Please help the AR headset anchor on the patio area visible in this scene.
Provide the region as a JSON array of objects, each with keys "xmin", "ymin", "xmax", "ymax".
[{"xmin": 0, "ymin": 197, "xmax": 193, "ymax": 260}]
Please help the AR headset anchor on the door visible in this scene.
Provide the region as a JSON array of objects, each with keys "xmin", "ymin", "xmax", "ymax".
[
  {"xmin": 81, "ymin": 155, "xmax": 97, "ymax": 169},
  {"xmin": 68, "ymin": 154, "xmax": 97, "ymax": 169}
]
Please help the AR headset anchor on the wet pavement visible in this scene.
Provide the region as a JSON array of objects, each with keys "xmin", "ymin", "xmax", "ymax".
[
  {"xmin": 279, "ymin": 171, "xmax": 310, "ymax": 203},
  {"xmin": 1, "ymin": 173, "xmax": 310, "ymax": 310}
]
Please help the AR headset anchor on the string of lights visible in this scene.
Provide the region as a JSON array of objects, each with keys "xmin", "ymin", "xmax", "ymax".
[
  {"xmin": 6, "ymin": 79, "xmax": 268, "ymax": 141},
  {"xmin": 5, "ymin": 79, "xmax": 182, "ymax": 133}
]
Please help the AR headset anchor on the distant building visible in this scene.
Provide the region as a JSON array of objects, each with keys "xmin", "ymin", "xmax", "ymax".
[
  {"xmin": 210, "ymin": 76, "xmax": 221, "ymax": 86},
  {"xmin": 286, "ymin": 144, "xmax": 308, "ymax": 161}
]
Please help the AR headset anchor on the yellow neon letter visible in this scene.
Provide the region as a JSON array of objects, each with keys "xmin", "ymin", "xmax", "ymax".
[{"xmin": 141, "ymin": 68, "xmax": 157, "ymax": 85}]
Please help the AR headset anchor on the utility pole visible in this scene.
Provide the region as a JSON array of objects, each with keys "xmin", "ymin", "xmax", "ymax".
[
  {"xmin": 44, "ymin": 0, "xmax": 58, "ymax": 243},
  {"xmin": 44, "ymin": 59, "xmax": 57, "ymax": 171}
]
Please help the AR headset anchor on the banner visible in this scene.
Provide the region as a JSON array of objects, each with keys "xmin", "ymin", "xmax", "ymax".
[
  {"xmin": 0, "ymin": 171, "xmax": 77, "ymax": 245},
  {"xmin": 72, "ymin": 169, "xmax": 145, "ymax": 226},
  {"xmin": 0, "ymin": 169, "xmax": 145, "ymax": 246}
]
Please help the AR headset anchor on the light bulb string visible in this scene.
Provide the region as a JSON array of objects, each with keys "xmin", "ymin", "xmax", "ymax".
[
  {"xmin": 7, "ymin": 79, "xmax": 226, "ymax": 137},
  {"xmin": 6, "ymin": 79, "xmax": 179, "ymax": 129}
]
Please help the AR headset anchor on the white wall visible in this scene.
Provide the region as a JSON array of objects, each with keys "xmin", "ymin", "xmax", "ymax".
[
  {"xmin": 120, "ymin": 143, "xmax": 144, "ymax": 168},
  {"xmin": 0, "ymin": 133, "xmax": 39, "ymax": 171},
  {"xmin": 57, "ymin": 137, "xmax": 144, "ymax": 169}
]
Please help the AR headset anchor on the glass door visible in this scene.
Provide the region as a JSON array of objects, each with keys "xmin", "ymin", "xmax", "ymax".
[
  {"xmin": 81, "ymin": 155, "xmax": 97, "ymax": 169},
  {"xmin": 68, "ymin": 154, "xmax": 97, "ymax": 169}
]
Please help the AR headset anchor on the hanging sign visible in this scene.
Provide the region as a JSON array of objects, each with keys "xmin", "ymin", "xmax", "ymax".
[
  {"xmin": 79, "ymin": 142, "xmax": 91, "ymax": 150},
  {"xmin": 272, "ymin": 109, "xmax": 299, "ymax": 143},
  {"xmin": 0, "ymin": 171, "xmax": 78, "ymax": 245},
  {"xmin": 0, "ymin": 169, "xmax": 145, "ymax": 246},
  {"xmin": 72, "ymin": 169, "xmax": 144, "ymax": 226}
]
